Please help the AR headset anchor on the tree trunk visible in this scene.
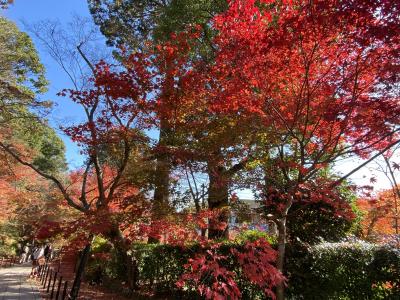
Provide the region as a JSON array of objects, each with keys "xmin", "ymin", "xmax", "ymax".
[
  {"xmin": 207, "ymin": 164, "xmax": 230, "ymax": 239},
  {"xmin": 153, "ymin": 151, "xmax": 170, "ymax": 216},
  {"xmin": 153, "ymin": 119, "xmax": 171, "ymax": 213},
  {"xmin": 108, "ymin": 224, "xmax": 139, "ymax": 292},
  {"xmin": 276, "ymin": 218, "xmax": 287, "ymax": 300},
  {"xmin": 115, "ymin": 245, "xmax": 139, "ymax": 292},
  {"xmin": 275, "ymin": 193, "xmax": 293, "ymax": 300},
  {"xmin": 69, "ymin": 241, "xmax": 91, "ymax": 300},
  {"xmin": 150, "ymin": 119, "xmax": 172, "ymax": 244}
]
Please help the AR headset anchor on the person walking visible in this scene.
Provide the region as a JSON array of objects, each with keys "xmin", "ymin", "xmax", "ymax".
[
  {"xmin": 30, "ymin": 246, "xmax": 44, "ymax": 277},
  {"xmin": 19, "ymin": 245, "xmax": 29, "ymax": 264},
  {"xmin": 44, "ymin": 243, "xmax": 52, "ymax": 262}
]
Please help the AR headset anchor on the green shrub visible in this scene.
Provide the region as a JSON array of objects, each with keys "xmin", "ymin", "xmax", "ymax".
[
  {"xmin": 132, "ymin": 237, "xmax": 277, "ymax": 299},
  {"xmin": 0, "ymin": 244, "xmax": 17, "ymax": 257},
  {"xmin": 286, "ymin": 240, "xmax": 400, "ymax": 299},
  {"xmin": 85, "ymin": 234, "xmax": 400, "ymax": 299},
  {"xmin": 91, "ymin": 236, "xmax": 111, "ymax": 253},
  {"xmin": 235, "ymin": 229, "xmax": 277, "ymax": 245},
  {"xmin": 85, "ymin": 236, "xmax": 124, "ymax": 285},
  {"xmin": 133, "ymin": 243, "xmax": 189, "ymax": 294}
]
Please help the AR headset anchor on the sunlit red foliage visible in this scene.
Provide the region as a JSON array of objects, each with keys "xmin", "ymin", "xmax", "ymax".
[
  {"xmin": 35, "ymin": 220, "xmax": 63, "ymax": 240},
  {"xmin": 178, "ymin": 245, "xmax": 241, "ymax": 300},
  {"xmin": 0, "ymin": 138, "xmax": 65, "ymax": 239},
  {"xmin": 206, "ymin": 0, "xmax": 400, "ymax": 157},
  {"xmin": 358, "ymin": 188, "xmax": 399, "ymax": 238},
  {"xmin": 133, "ymin": 209, "xmax": 228, "ymax": 245},
  {"xmin": 49, "ymin": 168, "xmax": 150, "ymax": 248},
  {"xmin": 177, "ymin": 238, "xmax": 284, "ymax": 300},
  {"xmin": 263, "ymin": 179, "xmax": 356, "ymax": 220},
  {"xmin": 232, "ymin": 238, "xmax": 285, "ymax": 299},
  {"xmin": 1, "ymin": 1, "xmax": 399, "ymax": 299}
]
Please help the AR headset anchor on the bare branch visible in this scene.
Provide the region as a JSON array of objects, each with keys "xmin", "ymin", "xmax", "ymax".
[{"xmin": 333, "ymin": 139, "xmax": 400, "ymax": 186}]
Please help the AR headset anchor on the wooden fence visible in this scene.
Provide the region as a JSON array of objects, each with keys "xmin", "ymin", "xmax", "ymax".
[
  {"xmin": 0, "ymin": 256, "xmax": 17, "ymax": 268},
  {"xmin": 0, "ymin": 255, "xmax": 80, "ymax": 300},
  {"xmin": 38, "ymin": 262, "xmax": 71, "ymax": 300}
]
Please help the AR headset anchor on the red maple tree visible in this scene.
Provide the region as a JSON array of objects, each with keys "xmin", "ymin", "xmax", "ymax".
[
  {"xmin": 188, "ymin": 1, "xmax": 400, "ymax": 298},
  {"xmin": 1, "ymin": 1, "xmax": 399, "ymax": 299},
  {"xmin": 358, "ymin": 188, "xmax": 399, "ymax": 239}
]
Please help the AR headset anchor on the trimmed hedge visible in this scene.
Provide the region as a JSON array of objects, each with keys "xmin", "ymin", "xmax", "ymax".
[
  {"xmin": 132, "ymin": 241, "xmax": 272, "ymax": 299},
  {"xmin": 85, "ymin": 230, "xmax": 277, "ymax": 299},
  {"xmin": 286, "ymin": 241, "xmax": 400, "ymax": 299},
  {"xmin": 85, "ymin": 234, "xmax": 400, "ymax": 299}
]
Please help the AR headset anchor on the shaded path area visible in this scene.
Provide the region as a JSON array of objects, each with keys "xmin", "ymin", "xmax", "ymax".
[{"xmin": 0, "ymin": 264, "xmax": 41, "ymax": 300}]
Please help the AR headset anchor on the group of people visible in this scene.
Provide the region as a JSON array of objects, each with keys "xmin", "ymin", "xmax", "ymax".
[{"xmin": 18, "ymin": 243, "xmax": 53, "ymax": 277}]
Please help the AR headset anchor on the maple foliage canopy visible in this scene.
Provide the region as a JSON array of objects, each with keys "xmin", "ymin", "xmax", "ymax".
[
  {"xmin": 1, "ymin": 0, "xmax": 400, "ymax": 298},
  {"xmin": 358, "ymin": 187, "xmax": 399, "ymax": 238},
  {"xmin": 208, "ymin": 0, "xmax": 400, "ymax": 156}
]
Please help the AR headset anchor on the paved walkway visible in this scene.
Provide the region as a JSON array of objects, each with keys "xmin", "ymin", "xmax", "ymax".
[{"xmin": 0, "ymin": 264, "xmax": 41, "ymax": 300}]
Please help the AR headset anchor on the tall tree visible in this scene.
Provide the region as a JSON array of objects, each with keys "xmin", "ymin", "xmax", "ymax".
[
  {"xmin": 0, "ymin": 16, "xmax": 146, "ymax": 292},
  {"xmin": 0, "ymin": 16, "xmax": 68, "ymax": 252},
  {"xmin": 0, "ymin": 17, "xmax": 49, "ymax": 125},
  {"xmin": 0, "ymin": 46, "xmax": 152, "ymax": 292},
  {"xmin": 192, "ymin": 0, "xmax": 400, "ymax": 298},
  {"xmin": 88, "ymin": 0, "xmax": 230, "ymax": 226},
  {"xmin": 0, "ymin": 16, "xmax": 67, "ymax": 175},
  {"xmin": 88, "ymin": 0, "xmax": 226, "ymax": 50}
]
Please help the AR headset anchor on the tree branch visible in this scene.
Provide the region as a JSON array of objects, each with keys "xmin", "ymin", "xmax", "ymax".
[
  {"xmin": 0, "ymin": 142, "xmax": 86, "ymax": 212},
  {"xmin": 333, "ymin": 139, "xmax": 400, "ymax": 186}
]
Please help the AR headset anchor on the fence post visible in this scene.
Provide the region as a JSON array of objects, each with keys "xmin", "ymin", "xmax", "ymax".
[
  {"xmin": 55, "ymin": 276, "xmax": 63, "ymax": 300},
  {"xmin": 61, "ymin": 281, "xmax": 68, "ymax": 300},
  {"xmin": 51, "ymin": 271, "xmax": 58, "ymax": 299},
  {"xmin": 43, "ymin": 267, "xmax": 50, "ymax": 288},
  {"xmin": 40, "ymin": 265, "xmax": 44, "ymax": 282},
  {"xmin": 69, "ymin": 243, "xmax": 91, "ymax": 300},
  {"xmin": 41, "ymin": 263, "xmax": 47, "ymax": 276},
  {"xmin": 41, "ymin": 265, "xmax": 47, "ymax": 283},
  {"xmin": 0, "ymin": 257, "xmax": 3, "ymax": 267},
  {"xmin": 47, "ymin": 269, "xmax": 53, "ymax": 292},
  {"xmin": 41, "ymin": 265, "xmax": 47, "ymax": 284}
]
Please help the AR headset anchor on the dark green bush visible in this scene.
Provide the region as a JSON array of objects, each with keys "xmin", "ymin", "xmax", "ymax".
[
  {"xmin": 85, "ymin": 234, "xmax": 400, "ymax": 299},
  {"xmin": 132, "ymin": 243, "xmax": 189, "ymax": 294},
  {"xmin": 85, "ymin": 236, "xmax": 123, "ymax": 285},
  {"xmin": 132, "ymin": 240, "xmax": 272, "ymax": 299},
  {"xmin": 0, "ymin": 244, "xmax": 16, "ymax": 257},
  {"xmin": 286, "ymin": 241, "xmax": 400, "ymax": 299},
  {"xmin": 84, "ymin": 236, "xmax": 274, "ymax": 298},
  {"xmin": 286, "ymin": 201, "xmax": 355, "ymax": 244}
]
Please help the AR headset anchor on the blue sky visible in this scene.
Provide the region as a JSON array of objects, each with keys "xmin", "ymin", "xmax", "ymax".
[{"xmin": 2, "ymin": 0, "xmax": 92, "ymax": 168}]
